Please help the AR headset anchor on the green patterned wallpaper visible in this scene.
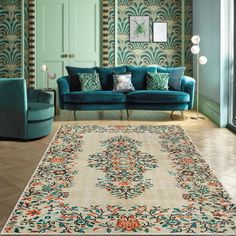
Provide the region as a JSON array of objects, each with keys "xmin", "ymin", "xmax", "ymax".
[
  {"xmin": 108, "ymin": 0, "xmax": 193, "ymax": 76},
  {"xmin": 0, "ymin": 0, "xmax": 22, "ymax": 77},
  {"xmin": 0, "ymin": 0, "xmax": 28, "ymax": 79}
]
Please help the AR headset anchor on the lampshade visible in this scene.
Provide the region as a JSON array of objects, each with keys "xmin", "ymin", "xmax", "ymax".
[
  {"xmin": 191, "ymin": 35, "xmax": 200, "ymax": 44},
  {"xmin": 48, "ymin": 71, "xmax": 57, "ymax": 80},
  {"xmin": 199, "ymin": 56, "xmax": 208, "ymax": 65},
  {"xmin": 41, "ymin": 64, "xmax": 47, "ymax": 72},
  {"xmin": 191, "ymin": 45, "xmax": 200, "ymax": 54}
]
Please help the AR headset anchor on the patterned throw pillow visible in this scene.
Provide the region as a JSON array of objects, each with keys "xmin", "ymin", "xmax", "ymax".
[
  {"xmin": 78, "ymin": 73, "xmax": 102, "ymax": 91},
  {"xmin": 146, "ymin": 72, "xmax": 169, "ymax": 90},
  {"xmin": 113, "ymin": 73, "xmax": 135, "ymax": 92},
  {"xmin": 157, "ymin": 66, "xmax": 186, "ymax": 90}
]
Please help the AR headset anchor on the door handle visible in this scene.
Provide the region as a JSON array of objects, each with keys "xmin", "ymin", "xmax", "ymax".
[
  {"xmin": 69, "ymin": 54, "xmax": 75, "ymax": 58},
  {"xmin": 61, "ymin": 54, "xmax": 68, "ymax": 58}
]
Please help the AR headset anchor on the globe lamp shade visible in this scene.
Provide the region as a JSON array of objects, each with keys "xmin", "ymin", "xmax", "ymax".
[
  {"xmin": 191, "ymin": 45, "xmax": 200, "ymax": 54},
  {"xmin": 191, "ymin": 35, "xmax": 200, "ymax": 44},
  {"xmin": 199, "ymin": 56, "xmax": 208, "ymax": 65},
  {"xmin": 48, "ymin": 71, "xmax": 57, "ymax": 80},
  {"xmin": 41, "ymin": 64, "xmax": 47, "ymax": 72}
]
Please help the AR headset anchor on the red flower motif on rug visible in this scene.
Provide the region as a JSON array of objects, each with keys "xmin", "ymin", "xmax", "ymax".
[{"xmin": 116, "ymin": 215, "xmax": 140, "ymax": 231}]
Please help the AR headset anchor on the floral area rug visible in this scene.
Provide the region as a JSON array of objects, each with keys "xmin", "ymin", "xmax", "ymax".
[{"xmin": 2, "ymin": 125, "xmax": 236, "ymax": 235}]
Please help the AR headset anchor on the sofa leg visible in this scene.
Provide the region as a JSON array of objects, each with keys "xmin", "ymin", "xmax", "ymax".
[
  {"xmin": 127, "ymin": 110, "xmax": 130, "ymax": 120},
  {"xmin": 126, "ymin": 110, "xmax": 133, "ymax": 120},
  {"xmin": 74, "ymin": 110, "xmax": 77, "ymax": 120},
  {"xmin": 120, "ymin": 110, "xmax": 123, "ymax": 120},
  {"xmin": 181, "ymin": 111, "xmax": 185, "ymax": 121},
  {"xmin": 170, "ymin": 111, "xmax": 174, "ymax": 120}
]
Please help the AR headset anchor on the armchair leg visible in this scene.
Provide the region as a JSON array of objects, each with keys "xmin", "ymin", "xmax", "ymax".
[
  {"xmin": 170, "ymin": 111, "xmax": 174, "ymax": 120},
  {"xmin": 120, "ymin": 110, "xmax": 123, "ymax": 120},
  {"xmin": 74, "ymin": 110, "xmax": 77, "ymax": 120}
]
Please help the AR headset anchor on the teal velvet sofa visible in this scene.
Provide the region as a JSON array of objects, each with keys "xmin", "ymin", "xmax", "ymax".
[
  {"xmin": 57, "ymin": 65, "xmax": 195, "ymax": 119},
  {"xmin": 0, "ymin": 78, "xmax": 54, "ymax": 140}
]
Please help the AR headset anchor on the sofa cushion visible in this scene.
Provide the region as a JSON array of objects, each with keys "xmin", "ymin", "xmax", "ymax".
[
  {"xmin": 126, "ymin": 90, "xmax": 190, "ymax": 104},
  {"xmin": 28, "ymin": 102, "xmax": 54, "ymax": 121},
  {"xmin": 63, "ymin": 91, "xmax": 126, "ymax": 104},
  {"xmin": 78, "ymin": 73, "xmax": 102, "ymax": 91},
  {"xmin": 156, "ymin": 66, "xmax": 186, "ymax": 90},
  {"xmin": 95, "ymin": 66, "xmax": 126, "ymax": 90},
  {"xmin": 66, "ymin": 66, "xmax": 96, "ymax": 91},
  {"xmin": 126, "ymin": 66, "xmax": 157, "ymax": 90},
  {"xmin": 146, "ymin": 72, "xmax": 169, "ymax": 90},
  {"xmin": 113, "ymin": 73, "xmax": 135, "ymax": 92}
]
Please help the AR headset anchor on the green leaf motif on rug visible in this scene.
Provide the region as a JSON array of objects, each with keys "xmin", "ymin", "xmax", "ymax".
[{"xmin": 88, "ymin": 135, "xmax": 158, "ymax": 199}]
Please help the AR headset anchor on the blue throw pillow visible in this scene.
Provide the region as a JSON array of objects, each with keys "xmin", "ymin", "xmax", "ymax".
[
  {"xmin": 95, "ymin": 66, "xmax": 126, "ymax": 90},
  {"xmin": 66, "ymin": 66, "xmax": 95, "ymax": 91},
  {"xmin": 126, "ymin": 66, "xmax": 157, "ymax": 90},
  {"xmin": 157, "ymin": 66, "xmax": 186, "ymax": 90}
]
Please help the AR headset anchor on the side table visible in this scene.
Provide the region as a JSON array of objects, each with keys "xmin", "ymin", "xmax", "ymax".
[{"xmin": 41, "ymin": 88, "xmax": 57, "ymax": 115}]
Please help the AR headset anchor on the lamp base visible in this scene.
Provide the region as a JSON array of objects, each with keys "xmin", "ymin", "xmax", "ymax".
[{"xmin": 190, "ymin": 116, "xmax": 205, "ymax": 120}]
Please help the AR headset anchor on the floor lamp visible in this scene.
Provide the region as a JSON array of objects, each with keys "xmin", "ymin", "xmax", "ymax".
[
  {"xmin": 41, "ymin": 64, "xmax": 57, "ymax": 89},
  {"xmin": 190, "ymin": 35, "xmax": 208, "ymax": 120}
]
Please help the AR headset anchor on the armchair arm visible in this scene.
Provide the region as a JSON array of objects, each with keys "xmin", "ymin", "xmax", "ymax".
[
  {"xmin": 28, "ymin": 88, "xmax": 53, "ymax": 104},
  {"xmin": 57, "ymin": 76, "xmax": 71, "ymax": 109},
  {"xmin": 0, "ymin": 78, "xmax": 27, "ymax": 139},
  {"xmin": 181, "ymin": 76, "xmax": 195, "ymax": 109}
]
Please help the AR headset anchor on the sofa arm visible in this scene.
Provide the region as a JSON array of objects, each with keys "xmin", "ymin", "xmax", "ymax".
[
  {"xmin": 57, "ymin": 76, "xmax": 71, "ymax": 109},
  {"xmin": 181, "ymin": 76, "xmax": 195, "ymax": 109}
]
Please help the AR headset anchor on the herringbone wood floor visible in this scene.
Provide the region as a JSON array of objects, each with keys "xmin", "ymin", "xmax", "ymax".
[{"xmin": 1, "ymin": 110, "xmax": 236, "ymax": 231}]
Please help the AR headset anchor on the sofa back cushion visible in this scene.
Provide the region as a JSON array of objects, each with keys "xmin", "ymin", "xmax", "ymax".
[
  {"xmin": 66, "ymin": 66, "xmax": 95, "ymax": 91},
  {"xmin": 126, "ymin": 66, "xmax": 157, "ymax": 90},
  {"xmin": 156, "ymin": 66, "xmax": 186, "ymax": 90},
  {"xmin": 95, "ymin": 66, "xmax": 126, "ymax": 90}
]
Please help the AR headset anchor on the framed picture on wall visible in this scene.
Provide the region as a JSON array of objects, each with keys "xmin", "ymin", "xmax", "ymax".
[
  {"xmin": 153, "ymin": 22, "xmax": 168, "ymax": 42},
  {"xmin": 130, "ymin": 16, "xmax": 150, "ymax": 42}
]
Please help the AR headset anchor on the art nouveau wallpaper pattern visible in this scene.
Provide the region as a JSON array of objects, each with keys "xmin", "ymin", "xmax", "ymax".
[
  {"xmin": 184, "ymin": 0, "xmax": 193, "ymax": 75},
  {"xmin": 0, "ymin": 0, "xmax": 22, "ymax": 78},
  {"xmin": 108, "ymin": 0, "xmax": 193, "ymax": 76},
  {"xmin": 0, "ymin": 0, "xmax": 29, "ymax": 79}
]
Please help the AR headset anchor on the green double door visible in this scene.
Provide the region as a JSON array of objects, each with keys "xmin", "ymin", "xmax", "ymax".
[{"xmin": 36, "ymin": 0, "xmax": 101, "ymax": 89}]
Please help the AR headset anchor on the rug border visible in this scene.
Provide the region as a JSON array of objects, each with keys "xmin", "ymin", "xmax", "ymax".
[
  {"xmin": 1, "ymin": 125, "xmax": 62, "ymax": 235},
  {"xmin": 1, "ymin": 124, "xmax": 235, "ymax": 235}
]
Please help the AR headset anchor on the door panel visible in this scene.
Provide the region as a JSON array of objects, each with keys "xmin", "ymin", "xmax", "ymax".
[
  {"xmin": 36, "ymin": 0, "xmax": 69, "ymax": 88},
  {"xmin": 36, "ymin": 0, "xmax": 101, "ymax": 89},
  {"xmin": 69, "ymin": 0, "xmax": 101, "ymax": 67}
]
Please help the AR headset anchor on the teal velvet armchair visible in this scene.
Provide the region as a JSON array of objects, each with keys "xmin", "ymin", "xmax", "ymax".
[{"xmin": 0, "ymin": 78, "xmax": 54, "ymax": 140}]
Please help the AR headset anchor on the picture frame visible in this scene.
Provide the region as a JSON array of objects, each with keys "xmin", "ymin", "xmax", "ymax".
[
  {"xmin": 130, "ymin": 16, "xmax": 150, "ymax": 42},
  {"xmin": 153, "ymin": 22, "xmax": 168, "ymax": 42}
]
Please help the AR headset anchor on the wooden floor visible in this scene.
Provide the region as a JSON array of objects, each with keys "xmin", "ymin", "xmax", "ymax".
[{"xmin": 1, "ymin": 110, "xmax": 236, "ymax": 231}]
